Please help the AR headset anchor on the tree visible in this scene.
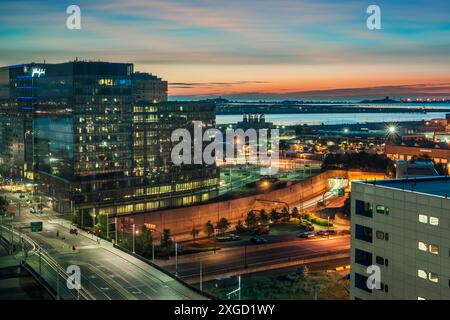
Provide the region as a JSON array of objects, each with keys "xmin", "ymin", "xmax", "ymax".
[
  {"xmin": 235, "ymin": 220, "xmax": 246, "ymax": 232},
  {"xmin": 270, "ymin": 209, "xmax": 280, "ymax": 224},
  {"xmin": 216, "ymin": 218, "xmax": 230, "ymax": 236},
  {"xmin": 136, "ymin": 225, "xmax": 153, "ymax": 255},
  {"xmin": 291, "ymin": 207, "xmax": 300, "ymax": 219},
  {"xmin": 0, "ymin": 196, "xmax": 8, "ymax": 216},
  {"xmin": 161, "ymin": 228, "xmax": 172, "ymax": 248},
  {"xmin": 342, "ymin": 197, "xmax": 351, "ymax": 217},
  {"xmin": 259, "ymin": 209, "xmax": 269, "ymax": 224},
  {"xmin": 94, "ymin": 214, "xmax": 108, "ymax": 238},
  {"xmin": 435, "ymin": 162, "xmax": 447, "ymax": 176},
  {"xmin": 281, "ymin": 207, "xmax": 290, "ymax": 222},
  {"xmin": 205, "ymin": 220, "xmax": 215, "ymax": 238},
  {"xmin": 191, "ymin": 226, "xmax": 200, "ymax": 241},
  {"xmin": 245, "ymin": 211, "xmax": 258, "ymax": 229}
]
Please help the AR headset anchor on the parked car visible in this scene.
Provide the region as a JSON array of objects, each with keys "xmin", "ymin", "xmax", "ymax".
[
  {"xmin": 69, "ymin": 228, "xmax": 79, "ymax": 235},
  {"xmin": 328, "ymin": 229, "xmax": 338, "ymax": 235},
  {"xmin": 315, "ymin": 230, "xmax": 329, "ymax": 237},
  {"xmin": 250, "ymin": 236, "xmax": 268, "ymax": 244},
  {"xmin": 30, "ymin": 207, "xmax": 36, "ymax": 214},
  {"xmin": 254, "ymin": 225, "xmax": 270, "ymax": 235},
  {"xmin": 217, "ymin": 234, "xmax": 241, "ymax": 242},
  {"xmin": 339, "ymin": 229, "xmax": 351, "ymax": 235},
  {"xmin": 298, "ymin": 231, "xmax": 315, "ymax": 238}
]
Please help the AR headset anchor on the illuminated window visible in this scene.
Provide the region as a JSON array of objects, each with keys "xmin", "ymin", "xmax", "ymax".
[
  {"xmin": 418, "ymin": 242, "xmax": 427, "ymax": 252},
  {"xmin": 429, "ymin": 216, "xmax": 439, "ymax": 226},
  {"xmin": 376, "ymin": 205, "xmax": 389, "ymax": 215},
  {"xmin": 429, "ymin": 272, "xmax": 439, "ymax": 283},
  {"xmin": 429, "ymin": 244, "xmax": 439, "ymax": 255},
  {"xmin": 418, "ymin": 214, "xmax": 428, "ymax": 224},
  {"xmin": 418, "ymin": 269, "xmax": 427, "ymax": 279}
]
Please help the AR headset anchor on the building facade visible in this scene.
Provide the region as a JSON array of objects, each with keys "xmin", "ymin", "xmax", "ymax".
[
  {"xmin": 385, "ymin": 142, "xmax": 450, "ymax": 173},
  {"xmin": 350, "ymin": 177, "xmax": 450, "ymax": 300},
  {"xmin": 0, "ymin": 61, "xmax": 218, "ymax": 220},
  {"xmin": 132, "ymin": 72, "xmax": 168, "ymax": 103}
]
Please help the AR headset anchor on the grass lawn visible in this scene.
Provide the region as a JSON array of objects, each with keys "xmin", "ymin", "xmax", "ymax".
[
  {"xmin": 203, "ymin": 270, "xmax": 349, "ymax": 300},
  {"xmin": 180, "ymin": 240, "xmax": 221, "ymax": 254},
  {"xmin": 267, "ymin": 222, "xmax": 301, "ymax": 235}
]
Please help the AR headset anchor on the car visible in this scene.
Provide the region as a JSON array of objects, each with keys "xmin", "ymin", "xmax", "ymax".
[
  {"xmin": 299, "ymin": 231, "xmax": 315, "ymax": 238},
  {"xmin": 254, "ymin": 225, "xmax": 270, "ymax": 235},
  {"xmin": 229, "ymin": 233, "xmax": 240, "ymax": 241},
  {"xmin": 19, "ymin": 194, "xmax": 25, "ymax": 199},
  {"xmin": 69, "ymin": 228, "xmax": 79, "ymax": 235},
  {"xmin": 250, "ymin": 236, "xmax": 268, "ymax": 244},
  {"xmin": 217, "ymin": 234, "xmax": 240, "ymax": 242},
  {"xmin": 315, "ymin": 230, "xmax": 329, "ymax": 237},
  {"xmin": 339, "ymin": 229, "xmax": 351, "ymax": 235},
  {"xmin": 328, "ymin": 229, "xmax": 338, "ymax": 235}
]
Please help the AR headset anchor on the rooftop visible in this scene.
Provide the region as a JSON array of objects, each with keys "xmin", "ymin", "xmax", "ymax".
[{"xmin": 358, "ymin": 176, "xmax": 450, "ymax": 198}]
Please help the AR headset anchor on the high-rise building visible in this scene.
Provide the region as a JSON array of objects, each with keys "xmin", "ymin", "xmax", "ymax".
[
  {"xmin": 133, "ymin": 72, "xmax": 168, "ymax": 103},
  {"xmin": 0, "ymin": 61, "xmax": 218, "ymax": 220},
  {"xmin": 350, "ymin": 176, "xmax": 450, "ymax": 300}
]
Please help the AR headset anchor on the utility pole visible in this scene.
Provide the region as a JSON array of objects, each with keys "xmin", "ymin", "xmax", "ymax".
[
  {"xmin": 132, "ymin": 223, "xmax": 135, "ymax": 254},
  {"xmin": 56, "ymin": 271, "xmax": 60, "ymax": 300},
  {"xmin": 199, "ymin": 260, "xmax": 203, "ymax": 292},
  {"xmin": 238, "ymin": 275, "xmax": 241, "ymax": 301},
  {"xmin": 175, "ymin": 242, "xmax": 178, "ymax": 277},
  {"xmin": 229, "ymin": 167, "xmax": 232, "ymax": 192},
  {"xmin": 152, "ymin": 242, "xmax": 155, "ymax": 263},
  {"xmin": 327, "ymin": 216, "xmax": 330, "ymax": 240},
  {"xmin": 38, "ymin": 248, "xmax": 42, "ymax": 279},
  {"xmin": 244, "ymin": 244, "xmax": 248, "ymax": 268},
  {"xmin": 115, "ymin": 217, "xmax": 118, "ymax": 245}
]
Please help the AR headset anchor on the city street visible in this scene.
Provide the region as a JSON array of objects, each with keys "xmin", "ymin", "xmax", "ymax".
[
  {"xmin": 0, "ymin": 192, "xmax": 206, "ymax": 300},
  {"xmin": 161, "ymin": 235, "xmax": 350, "ymax": 279}
]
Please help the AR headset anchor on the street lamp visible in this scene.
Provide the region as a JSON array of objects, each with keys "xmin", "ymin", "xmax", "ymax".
[
  {"xmin": 132, "ymin": 223, "xmax": 136, "ymax": 254},
  {"xmin": 388, "ymin": 126, "xmax": 397, "ymax": 134},
  {"xmin": 114, "ymin": 217, "xmax": 118, "ymax": 245}
]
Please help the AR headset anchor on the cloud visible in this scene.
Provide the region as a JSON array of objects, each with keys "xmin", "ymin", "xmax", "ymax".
[
  {"xmin": 169, "ymin": 81, "xmax": 270, "ymax": 88},
  {"xmin": 172, "ymin": 83, "xmax": 450, "ymax": 100}
]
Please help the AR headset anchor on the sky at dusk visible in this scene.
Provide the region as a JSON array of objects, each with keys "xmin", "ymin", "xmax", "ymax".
[{"xmin": 1, "ymin": 0, "xmax": 449, "ymax": 100}]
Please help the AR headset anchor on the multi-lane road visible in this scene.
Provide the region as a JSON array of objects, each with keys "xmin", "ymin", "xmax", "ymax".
[
  {"xmin": 0, "ymin": 193, "xmax": 206, "ymax": 300},
  {"xmin": 161, "ymin": 235, "xmax": 350, "ymax": 279}
]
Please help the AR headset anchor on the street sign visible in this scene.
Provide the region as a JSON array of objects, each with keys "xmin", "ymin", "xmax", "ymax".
[{"xmin": 30, "ymin": 221, "xmax": 43, "ymax": 232}]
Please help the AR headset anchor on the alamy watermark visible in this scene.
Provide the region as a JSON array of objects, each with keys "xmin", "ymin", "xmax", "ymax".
[
  {"xmin": 66, "ymin": 264, "xmax": 81, "ymax": 290},
  {"xmin": 66, "ymin": 5, "xmax": 81, "ymax": 30},
  {"xmin": 171, "ymin": 121, "xmax": 280, "ymax": 175},
  {"xmin": 366, "ymin": 265, "xmax": 381, "ymax": 290},
  {"xmin": 366, "ymin": 5, "xmax": 381, "ymax": 30}
]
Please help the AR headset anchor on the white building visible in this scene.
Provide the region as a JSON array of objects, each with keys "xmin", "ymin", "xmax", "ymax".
[{"xmin": 350, "ymin": 176, "xmax": 450, "ymax": 300}]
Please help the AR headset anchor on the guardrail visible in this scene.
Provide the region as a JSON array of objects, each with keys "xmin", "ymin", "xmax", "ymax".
[{"xmin": 0, "ymin": 223, "xmax": 94, "ymax": 300}]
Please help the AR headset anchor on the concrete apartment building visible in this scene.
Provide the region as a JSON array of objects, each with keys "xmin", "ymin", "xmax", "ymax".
[{"xmin": 350, "ymin": 176, "xmax": 450, "ymax": 300}]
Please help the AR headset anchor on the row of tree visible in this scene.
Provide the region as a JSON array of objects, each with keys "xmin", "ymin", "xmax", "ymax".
[{"xmin": 200, "ymin": 207, "xmax": 302, "ymax": 239}]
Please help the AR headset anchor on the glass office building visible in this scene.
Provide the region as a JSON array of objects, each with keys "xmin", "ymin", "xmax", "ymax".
[{"xmin": 0, "ymin": 61, "xmax": 219, "ymax": 220}]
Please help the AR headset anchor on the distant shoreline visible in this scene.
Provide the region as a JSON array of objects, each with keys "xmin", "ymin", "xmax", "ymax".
[{"xmin": 216, "ymin": 107, "xmax": 450, "ymax": 115}]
